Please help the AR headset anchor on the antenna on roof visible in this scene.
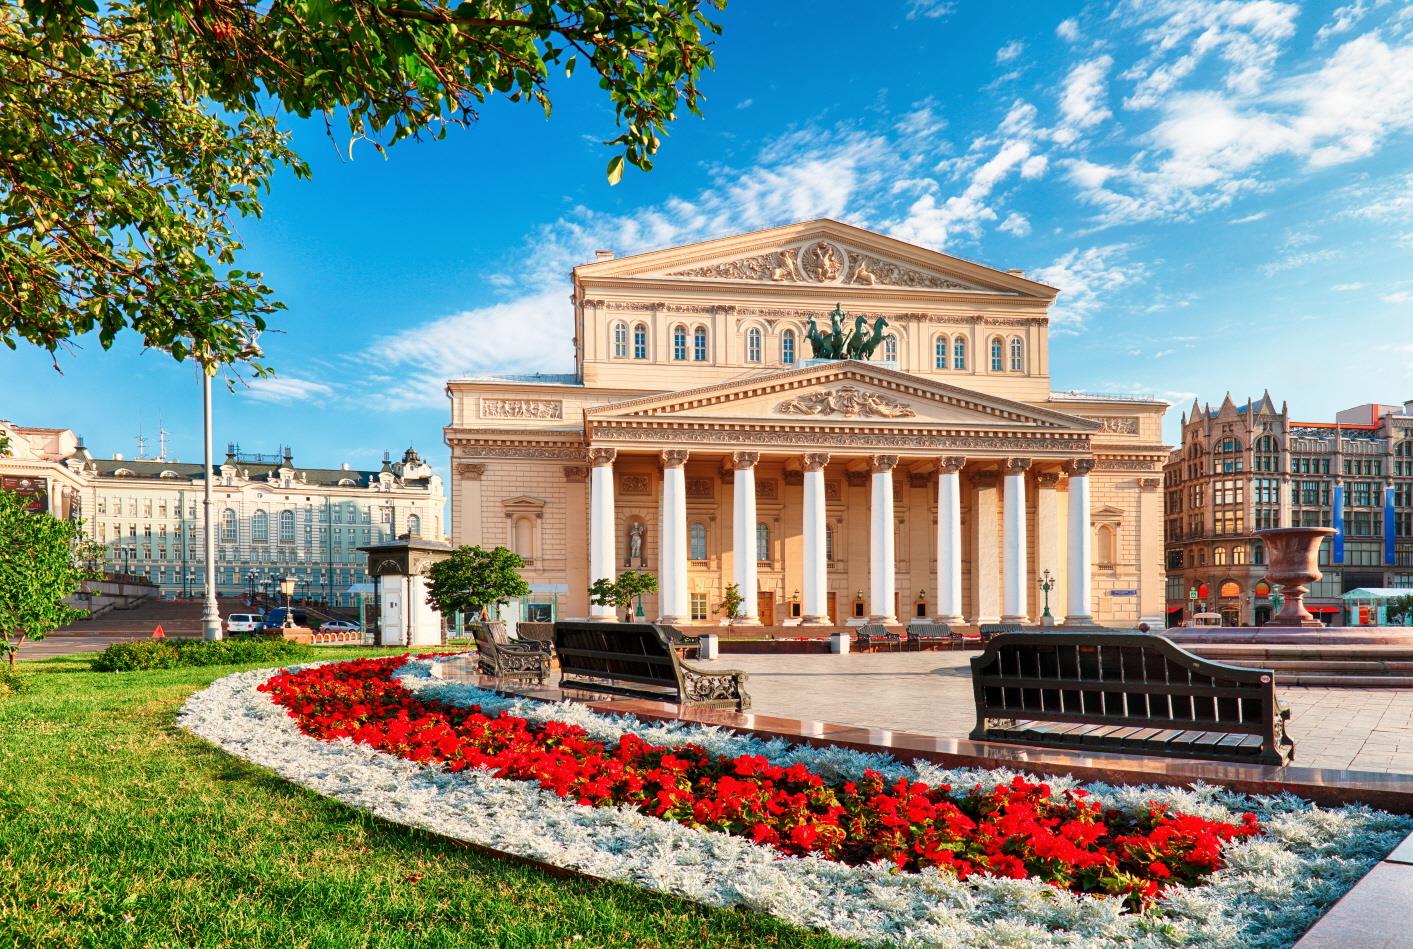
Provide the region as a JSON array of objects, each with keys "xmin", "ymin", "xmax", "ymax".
[
  {"xmin": 135, "ymin": 426, "xmax": 149, "ymax": 460},
  {"xmin": 157, "ymin": 419, "xmax": 171, "ymax": 462}
]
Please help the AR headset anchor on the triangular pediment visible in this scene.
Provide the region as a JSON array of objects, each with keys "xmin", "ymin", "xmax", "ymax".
[
  {"xmin": 575, "ymin": 219, "xmax": 1056, "ymax": 299},
  {"xmin": 587, "ymin": 362, "xmax": 1099, "ymax": 431}
]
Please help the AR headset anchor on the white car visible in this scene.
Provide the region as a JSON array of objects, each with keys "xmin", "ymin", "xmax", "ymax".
[
  {"xmin": 318, "ymin": 620, "xmax": 362, "ymax": 634},
  {"xmin": 225, "ymin": 613, "xmax": 262, "ymax": 634}
]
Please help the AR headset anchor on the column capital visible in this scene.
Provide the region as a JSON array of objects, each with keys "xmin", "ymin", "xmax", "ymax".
[
  {"xmin": 870, "ymin": 454, "xmax": 899, "ymax": 473},
  {"xmin": 730, "ymin": 451, "xmax": 760, "ymax": 470},
  {"xmin": 587, "ymin": 447, "xmax": 617, "ymax": 468},
  {"xmin": 802, "ymin": 452, "xmax": 831, "ymax": 472},
  {"xmin": 1005, "ymin": 457, "xmax": 1032, "ymax": 474},
  {"xmin": 454, "ymin": 462, "xmax": 486, "ymax": 480},
  {"xmin": 938, "ymin": 456, "xmax": 966, "ymax": 474},
  {"xmin": 660, "ymin": 449, "xmax": 690, "ymax": 469},
  {"xmin": 1139, "ymin": 477, "xmax": 1162, "ymax": 492},
  {"xmin": 562, "ymin": 465, "xmax": 589, "ymax": 483},
  {"xmin": 1036, "ymin": 471, "xmax": 1061, "ymax": 488},
  {"xmin": 1065, "ymin": 457, "xmax": 1096, "ymax": 477}
]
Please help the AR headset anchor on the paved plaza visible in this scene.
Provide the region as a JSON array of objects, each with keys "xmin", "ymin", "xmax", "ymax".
[{"xmin": 712, "ymin": 651, "xmax": 1413, "ymax": 776}]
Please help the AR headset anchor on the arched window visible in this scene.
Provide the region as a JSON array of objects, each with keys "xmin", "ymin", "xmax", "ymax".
[
  {"xmin": 781, "ymin": 329, "xmax": 797, "ymax": 365},
  {"xmin": 1232, "ymin": 544, "xmax": 1246, "ymax": 565},
  {"xmin": 746, "ymin": 326, "xmax": 762, "ymax": 363},
  {"xmin": 612, "ymin": 321, "xmax": 628, "ymax": 359},
  {"xmin": 632, "ymin": 323, "xmax": 648, "ymax": 360},
  {"xmin": 407, "ymin": 514, "xmax": 421, "ymax": 536},
  {"xmin": 990, "ymin": 337, "xmax": 1004, "ymax": 371},
  {"xmin": 1214, "ymin": 546, "xmax": 1228, "ymax": 566},
  {"xmin": 512, "ymin": 516, "xmax": 533, "ymax": 559},
  {"xmin": 220, "ymin": 509, "xmax": 237, "ymax": 543},
  {"xmin": 693, "ymin": 326, "xmax": 709, "ymax": 361},
  {"xmin": 689, "ymin": 522, "xmax": 707, "ymax": 561},
  {"xmin": 883, "ymin": 334, "xmax": 898, "ymax": 363},
  {"xmin": 672, "ymin": 325, "xmax": 688, "ymax": 361},
  {"xmin": 755, "ymin": 523, "xmax": 770, "ymax": 563},
  {"xmin": 251, "ymin": 510, "xmax": 269, "ymax": 543},
  {"xmin": 934, "ymin": 336, "xmax": 948, "ymax": 369},
  {"xmin": 953, "ymin": 337, "xmax": 967, "ymax": 370},
  {"xmin": 1097, "ymin": 524, "xmax": 1116, "ymax": 566},
  {"xmin": 278, "ymin": 510, "xmax": 295, "ymax": 543},
  {"xmin": 1009, "ymin": 337, "xmax": 1024, "ymax": 372},
  {"xmin": 1219, "ymin": 580, "xmax": 1241, "ymax": 599}
]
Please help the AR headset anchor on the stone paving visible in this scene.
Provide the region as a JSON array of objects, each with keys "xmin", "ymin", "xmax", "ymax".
[{"xmin": 713, "ymin": 651, "xmax": 1413, "ymax": 775}]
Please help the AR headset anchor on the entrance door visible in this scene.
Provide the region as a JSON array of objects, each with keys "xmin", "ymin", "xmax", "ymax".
[
  {"xmin": 757, "ymin": 592, "xmax": 775, "ymax": 626},
  {"xmin": 826, "ymin": 592, "xmax": 837, "ymax": 624}
]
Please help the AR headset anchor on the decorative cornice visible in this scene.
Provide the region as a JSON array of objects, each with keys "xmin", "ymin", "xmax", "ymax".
[
  {"xmin": 589, "ymin": 425, "xmax": 1093, "ymax": 453},
  {"xmin": 586, "ymin": 300, "xmax": 1045, "ymax": 326}
]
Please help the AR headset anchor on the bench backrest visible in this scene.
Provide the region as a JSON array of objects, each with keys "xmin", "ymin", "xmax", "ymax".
[
  {"xmin": 856, "ymin": 623, "xmax": 894, "ymax": 641},
  {"xmin": 470, "ymin": 622, "xmax": 501, "ymax": 651},
  {"xmin": 516, "ymin": 622, "xmax": 555, "ymax": 643},
  {"xmin": 554, "ymin": 621, "xmax": 680, "ymax": 690},
  {"xmin": 907, "ymin": 622, "xmax": 956, "ymax": 639},
  {"xmin": 971, "ymin": 631, "xmax": 1283, "ymax": 740}
]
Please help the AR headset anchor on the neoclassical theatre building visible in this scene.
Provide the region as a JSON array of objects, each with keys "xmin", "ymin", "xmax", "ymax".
[{"xmin": 444, "ymin": 220, "xmax": 1168, "ymax": 628}]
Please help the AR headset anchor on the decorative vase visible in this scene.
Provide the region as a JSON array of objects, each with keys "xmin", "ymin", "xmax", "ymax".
[{"xmin": 1256, "ymin": 527, "xmax": 1337, "ymax": 628}]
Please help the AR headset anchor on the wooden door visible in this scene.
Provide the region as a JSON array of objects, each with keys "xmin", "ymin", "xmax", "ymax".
[
  {"xmin": 757, "ymin": 592, "xmax": 775, "ymax": 626},
  {"xmin": 826, "ymin": 592, "xmax": 837, "ymax": 625}
]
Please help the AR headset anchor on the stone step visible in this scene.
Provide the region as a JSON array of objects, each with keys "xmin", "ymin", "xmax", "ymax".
[{"xmin": 1188, "ymin": 644, "xmax": 1413, "ymax": 661}]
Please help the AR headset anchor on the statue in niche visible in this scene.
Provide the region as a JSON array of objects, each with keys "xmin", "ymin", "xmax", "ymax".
[{"xmin": 627, "ymin": 522, "xmax": 646, "ymax": 567}]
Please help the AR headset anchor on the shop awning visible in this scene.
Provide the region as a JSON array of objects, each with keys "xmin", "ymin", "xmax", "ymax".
[{"xmin": 1306, "ymin": 605, "xmax": 1341, "ymax": 613}]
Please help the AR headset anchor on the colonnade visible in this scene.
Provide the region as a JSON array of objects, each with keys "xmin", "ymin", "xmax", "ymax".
[{"xmin": 585, "ymin": 448, "xmax": 1095, "ymax": 626}]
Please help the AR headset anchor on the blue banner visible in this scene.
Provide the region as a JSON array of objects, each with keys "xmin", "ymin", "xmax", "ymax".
[
  {"xmin": 1386, "ymin": 485, "xmax": 1397, "ymax": 565},
  {"xmin": 1332, "ymin": 483, "xmax": 1345, "ymax": 563}
]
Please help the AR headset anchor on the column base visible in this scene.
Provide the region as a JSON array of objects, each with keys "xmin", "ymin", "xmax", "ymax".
[
  {"xmin": 933, "ymin": 613, "xmax": 965, "ymax": 626},
  {"xmin": 867, "ymin": 614, "xmax": 898, "ymax": 625},
  {"xmin": 1063, "ymin": 614, "xmax": 1098, "ymax": 627},
  {"xmin": 586, "ymin": 611, "xmax": 617, "ymax": 622},
  {"xmin": 656, "ymin": 615, "xmax": 691, "ymax": 626},
  {"xmin": 801, "ymin": 615, "xmax": 833, "ymax": 626},
  {"xmin": 730, "ymin": 616, "xmax": 762, "ymax": 626},
  {"xmin": 1000, "ymin": 614, "xmax": 1029, "ymax": 625}
]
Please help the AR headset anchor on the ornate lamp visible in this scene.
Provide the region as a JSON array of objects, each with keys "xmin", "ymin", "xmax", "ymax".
[
  {"xmin": 1038, "ymin": 570, "xmax": 1055, "ymax": 625},
  {"xmin": 278, "ymin": 575, "xmax": 297, "ymax": 628}
]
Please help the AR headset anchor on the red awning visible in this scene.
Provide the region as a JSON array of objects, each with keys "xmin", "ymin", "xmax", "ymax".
[{"xmin": 1306, "ymin": 605, "xmax": 1341, "ymax": 613}]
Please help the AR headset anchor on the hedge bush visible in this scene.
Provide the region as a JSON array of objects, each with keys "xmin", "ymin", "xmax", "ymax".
[{"xmin": 92, "ymin": 637, "xmax": 307, "ymax": 672}]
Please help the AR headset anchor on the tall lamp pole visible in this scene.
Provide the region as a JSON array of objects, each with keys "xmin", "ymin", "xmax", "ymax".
[{"xmin": 201, "ymin": 363, "xmax": 223, "ymax": 641}]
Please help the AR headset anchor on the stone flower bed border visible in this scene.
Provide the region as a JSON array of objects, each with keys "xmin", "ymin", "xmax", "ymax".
[{"xmin": 178, "ymin": 656, "xmax": 1412, "ymax": 948}]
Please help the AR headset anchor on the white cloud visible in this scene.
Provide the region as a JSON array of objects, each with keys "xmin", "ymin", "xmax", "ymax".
[
  {"xmin": 1316, "ymin": 0, "xmax": 1387, "ymax": 43},
  {"xmin": 243, "ymin": 376, "xmax": 336, "ymax": 405},
  {"xmin": 736, "ymin": 98, "xmax": 754, "ymax": 110},
  {"xmin": 1031, "ymin": 245, "xmax": 1143, "ymax": 328},
  {"xmin": 996, "ymin": 40, "xmax": 1024, "ymax": 64},
  {"xmin": 998, "ymin": 212, "xmax": 1031, "ymax": 236},
  {"xmin": 1054, "ymin": 56, "xmax": 1114, "ymax": 144},
  {"xmin": 906, "ymin": 0, "xmax": 955, "ymax": 19},
  {"xmin": 1230, "ymin": 210, "xmax": 1267, "ymax": 223},
  {"xmin": 1344, "ymin": 173, "xmax": 1413, "ymax": 220},
  {"xmin": 1259, "ymin": 248, "xmax": 1340, "ymax": 276},
  {"xmin": 889, "ymin": 139, "xmax": 1036, "ymax": 247},
  {"xmin": 1333, "ymin": 282, "xmax": 1366, "ymax": 291},
  {"xmin": 1056, "ymin": 18, "xmax": 1081, "ymax": 42},
  {"xmin": 1381, "ymin": 290, "xmax": 1413, "ymax": 304}
]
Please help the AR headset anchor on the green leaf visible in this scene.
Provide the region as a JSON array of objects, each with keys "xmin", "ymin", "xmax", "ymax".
[{"xmin": 606, "ymin": 154, "xmax": 625, "ymax": 186}]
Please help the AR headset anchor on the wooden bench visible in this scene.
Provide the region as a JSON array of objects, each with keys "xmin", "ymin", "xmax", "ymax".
[
  {"xmin": 969, "ymin": 631, "xmax": 1294, "ymax": 766},
  {"xmin": 472, "ymin": 622, "xmax": 552, "ymax": 684},
  {"xmin": 553, "ymin": 621, "xmax": 749, "ymax": 710},
  {"xmin": 978, "ymin": 622, "xmax": 1024, "ymax": 643},
  {"xmin": 905, "ymin": 623, "xmax": 961, "ymax": 649},
  {"xmin": 855, "ymin": 624, "xmax": 901, "ymax": 651}
]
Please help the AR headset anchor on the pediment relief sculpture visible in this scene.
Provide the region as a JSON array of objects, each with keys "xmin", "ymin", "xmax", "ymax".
[
  {"xmin": 775, "ymin": 385, "xmax": 917, "ymax": 419},
  {"xmin": 666, "ymin": 241, "xmax": 981, "ymax": 291}
]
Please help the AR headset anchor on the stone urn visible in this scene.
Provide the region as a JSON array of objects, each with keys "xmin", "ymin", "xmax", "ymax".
[{"xmin": 1257, "ymin": 527, "xmax": 1337, "ymax": 628}]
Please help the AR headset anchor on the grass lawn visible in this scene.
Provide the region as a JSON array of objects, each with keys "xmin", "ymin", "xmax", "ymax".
[{"xmin": 0, "ymin": 650, "xmax": 858, "ymax": 948}]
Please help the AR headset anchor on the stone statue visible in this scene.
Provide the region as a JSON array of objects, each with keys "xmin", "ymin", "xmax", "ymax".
[{"xmin": 628, "ymin": 522, "xmax": 645, "ymax": 566}]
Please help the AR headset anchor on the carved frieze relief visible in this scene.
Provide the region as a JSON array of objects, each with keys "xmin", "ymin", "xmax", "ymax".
[
  {"xmin": 755, "ymin": 479, "xmax": 779, "ymax": 500},
  {"xmin": 619, "ymin": 474, "xmax": 651, "ymax": 496},
  {"xmin": 776, "ymin": 385, "xmax": 917, "ymax": 419},
  {"xmin": 824, "ymin": 481, "xmax": 842, "ymax": 500},
  {"xmin": 1082, "ymin": 416, "xmax": 1141, "ymax": 435},
  {"xmin": 480, "ymin": 398, "xmax": 563, "ymax": 420},
  {"xmin": 589, "ymin": 426, "xmax": 1093, "ymax": 453},
  {"xmin": 686, "ymin": 478, "xmax": 715, "ymax": 499},
  {"xmin": 663, "ymin": 241, "xmax": 987, "ymax": 291}
]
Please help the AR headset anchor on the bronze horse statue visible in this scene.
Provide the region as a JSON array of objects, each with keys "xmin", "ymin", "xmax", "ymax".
[{"xmin": 806, "ymin": 304, "xmax": 888, "ymax": 360}]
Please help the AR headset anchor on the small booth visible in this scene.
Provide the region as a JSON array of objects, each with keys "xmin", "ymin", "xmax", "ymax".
[
  {"xmin": 359, "ymin": 536, "xmax": 454, "ymax": 646},
  {"xmin": 1340, "ymin": 588, "xmax": 1413, "ymax": 627}
]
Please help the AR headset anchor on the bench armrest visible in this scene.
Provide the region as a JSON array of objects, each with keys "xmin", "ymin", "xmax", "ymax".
[{"xmin": 678, "ymin": 661, "xmax": 751, "ymax": 711}]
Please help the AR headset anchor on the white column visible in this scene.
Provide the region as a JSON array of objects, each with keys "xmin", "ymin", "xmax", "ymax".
[
  {"xmin": 731, "ymin": 451, "xmax": 761, "ymax": 624},
  {"xmin": 971, "ymin": 472, "xmax": 1001, "ymax": 625},
  {"xmin": 1066, "ymin": 458, "xmax": 1095, "ymax": 625},
  {"xmin": 1002, "ymin": 457, "xmax": 1031, "ymax": 623},
  {"xmin": 868, "ymin": 455, "xmax": 899, "ymax": 624},
  {"xmin": 587, "ymin": 448, "xmax": 617, "ymax": 620},
  {"xmin": 657, "ymin": 449, "xmax": 690, "ymax": 623},
  {"xmin": 935, "ymin": 457, "xmax": 964, "ymax": 624},
  {"xmin": 802, "ymin": 453, "xmax": 831, "ymax": 624},
  {"xmin": 1035, "ymin": 471, "xmax": 1064, "ymax": 624}
]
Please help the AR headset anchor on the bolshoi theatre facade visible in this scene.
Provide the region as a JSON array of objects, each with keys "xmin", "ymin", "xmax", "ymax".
[{"xmin": 444, "ymin": 220, "xmax": 1168, "ymax": 628}]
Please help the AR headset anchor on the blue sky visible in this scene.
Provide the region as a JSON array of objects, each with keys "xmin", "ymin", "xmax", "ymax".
[{"xmin": 5, "ymin": 0, "xmax": 1413, "ymax": 487}]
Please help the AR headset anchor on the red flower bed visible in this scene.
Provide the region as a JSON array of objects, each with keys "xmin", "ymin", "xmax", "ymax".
[{"xmin": 259, "ymin": 657, "xmax": 1259, "ymax": 908}]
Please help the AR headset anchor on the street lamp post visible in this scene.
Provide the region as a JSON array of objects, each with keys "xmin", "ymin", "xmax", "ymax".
[
  {"xmin": 1037, "ymin": 569, "xmax": 1055, "ymax": 626},
  {"xmin": 200, "ymin": 363, "xmax": 222, "ymax": 641},
  {"xmin": 279, "ymin": 575, "xmax": 297, "ymax": 629}
]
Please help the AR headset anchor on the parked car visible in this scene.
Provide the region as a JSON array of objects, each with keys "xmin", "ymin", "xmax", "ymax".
[
  {"xmin": 262, "ymin": 607, "xmax": 311, "ymax": 630},
  {"xmin": 318, "ymin": 620, "xmax": 362, "ymax": 634},
  {"xmin": 225, "ymin": 613, "xmax": 262, "ymax": 635}
]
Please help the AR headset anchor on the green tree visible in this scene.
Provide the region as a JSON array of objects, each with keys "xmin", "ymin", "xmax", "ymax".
[
  {"xmin": 0, "ymin": 490, "xmax": 100, "ymax": 670},
  {"xmin": 1385, "ymin": 595, "xmax": 1413, "ymax": 626},
  {"xmin": 588, "ymin": 570, "xmax": 658, "ymax": 621},
  {"xmin": 425, "ymin": 545, "xmax": 531, "ymax": 621},
  {"xmin": 3, "ymin": 0, "xmax": 723, "ymax": 369},
  {"xmin": 717, "ymin": 581, "xmax": 743, "ymax": 625}
]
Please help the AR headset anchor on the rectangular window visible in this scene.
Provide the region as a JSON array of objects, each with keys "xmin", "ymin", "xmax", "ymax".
[
  {"xmin": 934, "ymin": 338, "xmax": 947, "ymax": 370},
  {"xmin": 689, "ymin": 592, "xmax": 708, "ymax": 621}
]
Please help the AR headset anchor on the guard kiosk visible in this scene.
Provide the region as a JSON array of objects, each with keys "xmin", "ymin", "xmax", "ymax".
[{"xmin": 359, "ymin": 534, "xmax": 453, "ymax": 646}]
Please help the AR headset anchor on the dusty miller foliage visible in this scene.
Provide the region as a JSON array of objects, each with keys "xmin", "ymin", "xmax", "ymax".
[{"xmin": 1, "ymin": 0, "xmax": 723, "ymax": 369}]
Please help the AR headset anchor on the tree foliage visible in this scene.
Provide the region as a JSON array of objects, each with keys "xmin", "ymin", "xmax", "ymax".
[
  {"xmin": 0, "ymin": 490, "xmax": 100, "ymax": 670},
  {"xmin": 588, "ymin": 569, "xmax": 657, "ymax": 620},
  {"xmin": 717, "ymin": 581, "xmax": 743, "ymax": 624},
  {"xmin": 1384, "ymin": 594, "xmax": 1413, "ymax": 625},
  {"xmin": 2, "ymin": 0, "xmax": 723, "ymax": 367},
  {"xmin": 424, "ymin": 545, "xmax": 530, "ymax": 619}
]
